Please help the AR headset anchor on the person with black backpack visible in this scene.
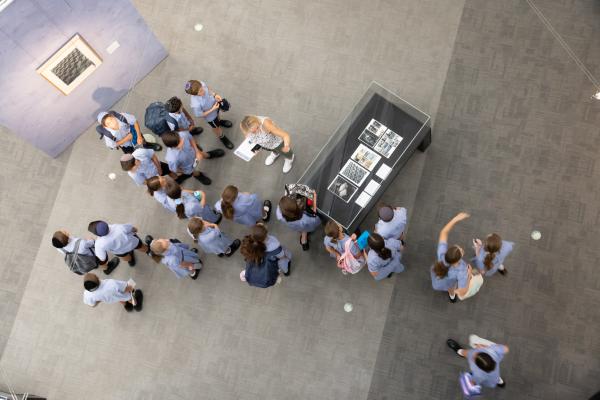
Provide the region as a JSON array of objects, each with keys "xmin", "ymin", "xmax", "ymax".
[
  {"xmin": 239, "ymin": 234, "xmax": 282, "ymax": 288},
  {"xmin": 52, "ymin": 229, "xmax": 119, "ymax": 275},
  {"xmin": 96, "ymin": 111, "xmax": 161, "ymax": 153}
]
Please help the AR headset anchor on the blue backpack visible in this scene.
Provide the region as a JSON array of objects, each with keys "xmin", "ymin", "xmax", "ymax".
[{"xmin": 144, "ymin": 102, "xmax": 179, "ymax": 136}]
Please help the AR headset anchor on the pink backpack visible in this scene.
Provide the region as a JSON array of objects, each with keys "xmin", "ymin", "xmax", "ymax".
[{"xmin": 337, "ymin": 239, "xmax": 364, "ymax": 274}]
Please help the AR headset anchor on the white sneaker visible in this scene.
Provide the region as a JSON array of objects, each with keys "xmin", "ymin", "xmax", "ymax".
[
  {"xmin": 282, "ymin": 154, "xmax": 295, "ymax": 173},
  {"xmin": 265, "ymin": 152, "xmax": 279, "ymax": 166}
]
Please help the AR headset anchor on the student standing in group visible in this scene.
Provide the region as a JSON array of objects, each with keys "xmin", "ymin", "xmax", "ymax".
[
  {"xmin": 187, "ymin": 217, "xmax": 240, "ymax": 258},
  {"xmin": 240, "ymin": 115, "xmax": 295, "ymax": 173},
  {"xmin": 161, "ymin": 128, "xmax": 223, "ymax": 185},
  {"xmin": 52, "ymin": 230, "xmax": 120, "ymax": 275},
  {"xmin": 149, "ymin": 238, "xmax": 202, "ymax": 280},
  {"xmin": 96, "ymin": 111, "xmax": 161, "ymax": 153},
  {"xmin": 447, "ymin": 335, "xmax": 509, "ymax": 390},
  {"xmin": 120, "ymin": 148, "xmax": 172, "ymax": 187},
  {"xmin": 184, "ymin": 80, "xmax": 235, "ymax": 149},
  {"xmin": 249, "ymin": 223, "xmax": 292, "ymax": 276},
  {"xmin": 83, "ymin": 272, "xmax": 143, "ymax": 312},
  {"xmin": 87, "ymin": 220, "xmax": 149, "ymax": 268},
  {"xmin": 366, "ymin": 233, "xmax": 405, "ymax": 280},
  {"xmin": 433, "ymin": 212, "xmax": 472, "ymax": 302},
  {"xmin": 215, "ymin": 185, "xmax": 271, "ymax": 226},
  {"xmin": 239, "ymin": 235, "xmax": 281, "ymax": 288},
  {"xmin": 276, "ymin": 192, "xmax": 320, "ymax": 250},
  {"xmin": 374, "ymin": 205, "xmax": 407, "ymax": 241},
  {"xmin": 323, "ymin": 220, "xmax": 361, "ymax": 261},
  {"xmin": 164, "ymin": 96, "xmax": 204, "ymax": 137},
  {"xmin": 472, "ymin": 233, "xmax": 514, "ymax": 277},
  {"xmin": 145, "ymin": 176, "xmax": 176, "ymax": 212},
  {"xmin": 164, "ymin": 180, "xmax": 222, "ymax": 223}
]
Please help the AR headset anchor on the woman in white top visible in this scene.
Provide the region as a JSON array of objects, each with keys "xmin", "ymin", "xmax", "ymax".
[{"xmin": 240, "ymin": 115, "xmax": 295, "ymax": 173}]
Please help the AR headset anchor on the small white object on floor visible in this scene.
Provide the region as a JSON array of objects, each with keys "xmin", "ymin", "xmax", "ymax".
[
  {"xmin": 344, "ymin": 303, "xmax": 353, "ymax": 312},
  {"xmin": 194, "ymin": 23, "xmax": 203, "ymax": 31},
  {"xmin": 531, "ymin": 230, "xmax": 541, "ymax": 240},
  {"xmin": 108, "ymin": 173, "xmax": 116, "ymax": 180}
]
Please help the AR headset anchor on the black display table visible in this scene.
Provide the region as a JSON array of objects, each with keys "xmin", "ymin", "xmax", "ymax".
[{"xmin": 299, "ymin": 82, "xmax": 431, "ymax": 233}]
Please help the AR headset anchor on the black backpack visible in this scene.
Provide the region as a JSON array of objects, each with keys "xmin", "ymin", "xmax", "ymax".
[
  {"xmin": 64, "ymin": 240, "xmax": 98, "ymax": 275},
  {"xmin": 96, "ymin": 111, "xmax": 129, "ymax": 141},
  {"xmin": 144, "ymin": 102, "xmax": 179, "ymax": 136}
]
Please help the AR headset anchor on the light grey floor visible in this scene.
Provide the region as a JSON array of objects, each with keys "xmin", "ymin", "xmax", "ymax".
[{"xmin": 0, "ymin": 0, "xmax": 465, "ymax": 399}]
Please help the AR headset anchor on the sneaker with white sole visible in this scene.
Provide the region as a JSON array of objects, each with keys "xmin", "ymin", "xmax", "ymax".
[
  {"xmin": 282, "ymin": 154, "xmax": 295, "ymax": 173},
  {"xmin": 265, "ymin": 152, "xmax": 279, "ymax": 166}
]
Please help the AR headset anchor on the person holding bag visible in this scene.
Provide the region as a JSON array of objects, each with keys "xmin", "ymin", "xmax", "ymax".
[
  {"xmin": 337, "ymin": 233, "xmax": 367, "ymax": 275},
  {"xmin": 366, "ymin": 233, "xmax": 405, "ymax": 280},
  {"xmin": 276, "ymin": 185, "xmax": 321, "ymax": 250},
  {"xmin": 52, "ymin": 230, "xmax": 119, "ymax": 275}
]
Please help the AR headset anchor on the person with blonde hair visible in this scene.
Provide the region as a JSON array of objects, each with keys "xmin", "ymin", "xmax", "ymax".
[
  {"xmin": 240, "ymin": 115, "xmax": 295, "ymax": 173},
  {"xmin": 149, "ymin": 238, "xmax": 202, "ymax": 280}
]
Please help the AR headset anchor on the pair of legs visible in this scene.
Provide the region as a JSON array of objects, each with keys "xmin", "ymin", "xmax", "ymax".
[
  {"xmin": 265, "ymin": 141, "xmax": 295, "ymax": 173},
  {"xmin": 207, "ymin": 115, "xmax": 234, "ymax": 149},
  {"xmin": 447, "ymin": 335, "xmax": 505, "ymax": 388},
  {"xmin": 113, "ymin": 236, "xmax": 149, "ymax": 267},
  {"xmin": 173, "ymin": 145, "xmax": 224, "ymax": 186},
  {"xmin": 217, "ymin": 238, "xmax": 241, "ymax": 258},
  {"xmin": 122, "ymin": 289, "xmax": 143, "ymax": 312}
]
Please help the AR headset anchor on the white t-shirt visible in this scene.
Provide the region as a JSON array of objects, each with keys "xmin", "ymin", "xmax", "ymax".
[
  {"xmin": 103, "ymin": 112, "xmax": 137, "ymax": 149},
  {"xmin": 83, "ymin": 279, "xmax": 131, "ymax": 306},
  {"xmin": 94, "ymin": 224, "xmax": 139, "ymax": 261}
]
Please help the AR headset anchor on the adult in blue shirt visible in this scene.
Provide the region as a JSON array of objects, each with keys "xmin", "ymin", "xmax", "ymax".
[
  {"xmin": 447, "ymin": 336, "xmax": 509, "ymax": 389},
  {"xmin": 472, "ymin": 233, "xmax": 514, "ymax": 277}
]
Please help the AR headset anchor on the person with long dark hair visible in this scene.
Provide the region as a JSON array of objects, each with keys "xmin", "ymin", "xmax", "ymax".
[
  {"xmin": 215, "ymin": 185, "xmax": 271, "ymax": 226},
  {"xmin": 249, "ymin": 223, "xmax": 292, "ymax": 276},
  {"xmin": 239, "ymin": 235, "xmax": 281, "ymax": 288},
  {"xmin": 366, "ymin": 233, "xmax": 405, "ymax": 280},
  {"xmin": 187, "ymin": 217, "xmax": 240, "ymax": 257},
  {"xmin": 164, "ymin": 179, "xmax": 221, "ymax": 223},
  {"xmin": 276, "ymin": 188, "xmax": 320, "ymax": 250},
  {"xmin": 472, "ymin": 233, "xmax": 514, "ymax": 277}
]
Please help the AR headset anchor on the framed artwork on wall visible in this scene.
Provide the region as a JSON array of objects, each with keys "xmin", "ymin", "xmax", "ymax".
[{"xmin": 36, "ymin": 34, "xmax": 102, "ymax": 95}]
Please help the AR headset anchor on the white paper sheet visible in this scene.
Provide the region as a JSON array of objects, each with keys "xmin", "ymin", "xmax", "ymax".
[
  {"xmin": 355, "ymin": 191, "xmax": 372, "ymax": 208},
  {"xmin": 364, "ymin": 180, "xmax": 380, "ymax": 196},
  {"xmin": 234, "ymin": 136, "xmax": 259, "ymax": 161},
  {"xmin": 376, "ymin": 164, "xmax": 392, "ymax": 180}
]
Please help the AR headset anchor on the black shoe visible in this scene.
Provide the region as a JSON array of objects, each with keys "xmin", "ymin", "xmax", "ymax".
[
  {"xmin": 283, "ymin": 260, "xmax": 292, "ymax": 276},
  {"xmin": 387, "ymin": 272, "xmax": 394, "ymax": 279},
  {"xmin": 144, "ymin": 142, "xmax": 162, "ymax": 152},
  {"xmin": 191, "ymin": 248, "xmax": 198, "ymax": 254},
  {"xmin": 206, "ymin": 149, "xmax": 225, "ymax": 159},
  {"xmin": 128, "ymin": 252, "xmax": 136, "ymax": 267},
  {"xmin": 190, "ymin": 269, "xmax": 200, "ymax": 280},
  {"xmin": 219, "ymin": 135, "xmax": 234, "ymax": 149},
  {"xmin": 215, "ymin": 213, "xmax": 223, "ymax": 225},
  {"xmin": 103, "ymin": 257, "xmax": 120, "ymax": 275},
  {"xmin": 133, "ymin": 290, "xmax": 143, "ymax": 311},
  {"xmin": 144, "ymin": 235, "xmax": 154, "ymax": 247},
  {"xmin": 176, "ymin": 174, "xmax": 191, "ymax": 184},
  {"xmin": 300, "ymin": 236, "xmax": 309, "ymax": 251},
  {"xmin": 194, "ymin": 172, "xmax": 212, "ymax": 185},
  {"xmin": 190, "ymin": 127, "xmax": 204, "ymax": 136},
  {"xmin": 218, "ymin": 253, "xmax": 225, "ymax": 257},
  {"xmin": 446, "ymin": 339, "xmax": 463, "ymax": 354},
  {"xmin": 226, "ymin": 239, "xmax": 241, "ymax": 257},
  {"xmin": 498, "ymin": 268, "xmax": 507, "ymax": 276},
  {"xmin": 497, "ymin": 379, "xmax": 506, "ymax": 388},
  {"xmin": 220, "ymin": 119, "xmax": 233, "ymax": 128},
  {"xmin": 448, "ymin": 293, "xmax": 458, "ymax": 303},
  {"xmin": 262, "ymin": 200, "xmax": 272, "ymax": 222},
  {"xmin": 124, "ymin": 302, "xmax": 134, "ymax": 312}
]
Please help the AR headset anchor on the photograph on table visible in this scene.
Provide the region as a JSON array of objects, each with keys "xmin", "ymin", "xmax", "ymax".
[
  {"xmin": 367, "ymin": 118, "xmax": 387, "ymax": 136},
  {"xmin": 339, "ymin": 159, "xmax": 370, "ymax": 187},
  {"xmin": 351, "ymin": 144, "xmax": 381, "ymax": 171},
  {"xmin": 374, "ymin": 128, "xmax": 403, "ymax": 158},
  {"xmin": 328, "ymin": 175, "xmax": 359, "ymax": 203}
]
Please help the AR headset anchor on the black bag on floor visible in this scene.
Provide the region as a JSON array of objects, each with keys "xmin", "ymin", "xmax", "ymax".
[
  {"xmin": 64, "ymin": 240, "xmax": 98, "ymax": 275},
  {"xmin": 144, "ymin": 102, "xmax": 178, "ymax": 136}
]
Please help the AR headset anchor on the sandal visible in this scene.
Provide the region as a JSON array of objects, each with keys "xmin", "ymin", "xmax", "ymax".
[{"xmin": 262, "ymin": 200, "xmax": 272, "ymax": 222}]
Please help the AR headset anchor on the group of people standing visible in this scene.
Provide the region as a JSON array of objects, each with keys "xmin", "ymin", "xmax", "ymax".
[{"xmin": 52, "ymin": 77, "xmax": 515, "ymax": 396}]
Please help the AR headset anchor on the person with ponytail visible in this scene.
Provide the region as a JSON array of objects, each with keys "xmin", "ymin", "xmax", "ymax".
[
  {"xmin": 215, "ymin": 185, "xmax": 271, "ymax": 226},
  {"xmin": 249, "ymin": 223, "xmax": 292, "ymax": 276},
  {"xmin": 323, "ymin": 220, "xmax": 360, "ymax": 261},
  {"xmin": 366, "ymin": 233, "xmax": 405, "ymax": 280},
  {"xmin": 239, "ymin": 235, "xmax": 281, "ymax": 288},
  {"xmin": 164, "ymin": 179, "xmax": 221, "ymax": 223},
  {"xmin": 472, "ymin": 233, "xmax": 514, "ymax": 277},
  {"xmin": 145, "ymin": 176, "xmax": 177, "ymax": 213},
  {"xmin": 276, "ymin": 189, "xmax": 320, "ymax": 251},
  {"xmin": 432, "ymin": 212, "xmax": 474, "ymax": 302},
  {"xmin": 187, "ymin": 217, "xmax": 240, "ymax": 257},
  {"xmin": 149, "ymin": 238, "xmax": 202, "ymax": 280}
]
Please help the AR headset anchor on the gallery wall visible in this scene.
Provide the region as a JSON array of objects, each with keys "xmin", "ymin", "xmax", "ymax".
[{"xmin": 0, "ymin": 0, "xmax": 167, "ymax": 157}]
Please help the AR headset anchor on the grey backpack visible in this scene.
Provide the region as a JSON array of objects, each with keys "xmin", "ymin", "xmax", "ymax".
[{"xmin": 64, "ymin": 240, "xmax": 98, "ymax": 275}]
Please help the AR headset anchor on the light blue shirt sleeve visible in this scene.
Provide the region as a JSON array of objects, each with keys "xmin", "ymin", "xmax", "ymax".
[{"xmin": 437, "ymin": 241, "xmax": 448, "ymax": 262}]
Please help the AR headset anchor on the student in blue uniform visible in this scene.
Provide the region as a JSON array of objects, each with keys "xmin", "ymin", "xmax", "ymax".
[
  {"xmin": 276, "ymin": 192, "xmax": 320, "ymax": 251},
  {"xmin": 96, "ymin": 111, "xmax": 142, "ymax": 153},
  {"xmin": 215, "ymin": 185, "xmax": 271, "ymax": 226},
  {"xmin": 184, "ymin": 80, "xmax": 234, "ymax": 149},
  {"xmin": 447, "ymin": 336, "xmax": 509, "ymax": 390},
  {"xmin": 239, "ymin": 235, "xmax": 281, "ymax": 288},
  {"xmin": 150, "ymin": 238, "xmax": 202, "ymax": 280},
  {"xmin": 52, "ymin": 229, "xmax": 119, "ymax": 275},
  {"xmin": 366, "ymin": 233, "xmax": 405, "ymax": 280},
  {"xmin": 187, "ymin": 217, "xmax": 240, "ymax": 257},
  {"xmin": 374, "ymin": 205, "xmax": 407, "ymax": 240},
  {"xmin": 161, "ymin": 129, "xmax": 223, "ymax": 185},
  {"xmin": 145, "ymin": 176, "xmax": 177, "ymax": 212},
  {"xmin": 88, "ymin": 220, "xmax": 149, "ymax": 267},
  {"xmin": 83, "ymin": 272, "xmax": 143, "ymax": 312},
  {"xmin": 433, "ymin": 212, "xmax": 472, "ymax": 302},
  {"xmin": 120, "ymin": 149, "xmax": 171, "ymax": 186},
  {"xmin": 164, "ymin": 179, "xmax": 221, "ymax": 223},
  {"xmin": 323, "ymin": 220, "xmax": 359, "ymax": 261},
  {"xmin": 472, "ymin": 233, "xmax": 514, "ymax": 277},
  {"xmin": 250, "ymin": 223, "xmax": 292, "ymax": 276},
  {"xmin": 164, "ymin": 96, "xmax": 203, "ymax": 136}
]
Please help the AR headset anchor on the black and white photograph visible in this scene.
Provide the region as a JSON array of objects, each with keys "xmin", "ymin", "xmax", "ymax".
[
  {"xmin": 351, "ymin": 144, "xmax": 382, "ymax": 171},
  {"xmin": 367, "ymin": 118, "xmax": 387, "ymax": 136},
  {"xmin": 374, "ymin": 128, "xmax": 404, "ymax": 158},
  {"xmin": 339, "ymin": 159, "xmax": 370, "ymax": 187},
  {"xmin": 327, "ymin": 175, "xmax": 358, "ymax": 203},
  {"xmin": 359, "ymin": 128, "xmax": 380, "ymax": 147}
]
